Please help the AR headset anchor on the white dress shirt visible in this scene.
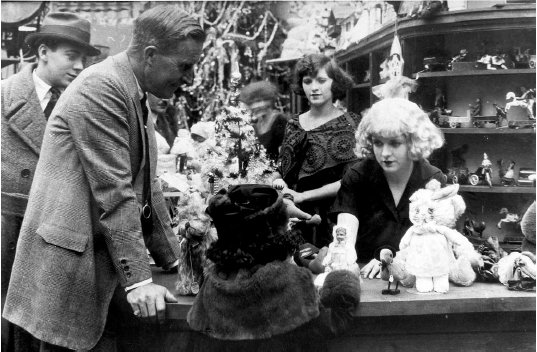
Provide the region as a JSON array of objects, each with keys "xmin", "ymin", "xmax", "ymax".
[{"xmin": 32, "ymin": 70, "xmax": 53, "ymax": 111}]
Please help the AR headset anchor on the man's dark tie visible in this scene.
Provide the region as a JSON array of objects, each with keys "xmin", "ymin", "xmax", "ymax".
[
  {"xmin": 43, "ymin": 87, "xmax": 61, "ymax": 119},
  {"xmin": 140, "ymin": 94, "xmax": 149, "ymax": 125}
]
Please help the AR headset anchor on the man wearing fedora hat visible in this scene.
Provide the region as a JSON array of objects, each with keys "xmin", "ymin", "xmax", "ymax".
[
  {"xmin": 3, "ymin": 5, "xmax": 205, "ymax": 351},
  {"xmin": 1, "ymin": 11, "xmax": 100, "ymax": 352}
]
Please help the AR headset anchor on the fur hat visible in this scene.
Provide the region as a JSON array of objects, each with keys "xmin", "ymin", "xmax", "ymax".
[{"xmin": 206, "ymin": 184, "xmax": 300, "ymax": 271}]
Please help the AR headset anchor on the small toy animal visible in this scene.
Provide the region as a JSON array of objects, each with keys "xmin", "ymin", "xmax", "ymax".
[
  {"xmin": 505, "ymin": 88, "xmax": 535, "ymax": 120},
  {"xmin": 379, "ymin": 248, "xmax": 413, "ymax": 295},
  {"xmin": 497, "ymin": 208, "xmax": 520, "ymax": 229}
]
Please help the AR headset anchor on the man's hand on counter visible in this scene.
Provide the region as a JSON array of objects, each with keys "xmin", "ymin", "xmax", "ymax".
[{"xmin": 127, "ymin": 283, "xmax": 178, "ymax": 323}]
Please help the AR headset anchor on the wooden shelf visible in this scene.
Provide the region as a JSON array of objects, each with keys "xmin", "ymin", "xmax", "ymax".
[
  {"xmin": 336, "ymin": 4, "xmax": 535, "ymax": 63},
  {"xmin": 414, "ymin": 68, "xmax": 535, "ymax": 79},
  {"xmin": 459, "ymin": 185, "xmax": 535, "ymax": 194},
  {"xmin": 441, "ymin": 128, "xmax": 535, "ymax": 134}
]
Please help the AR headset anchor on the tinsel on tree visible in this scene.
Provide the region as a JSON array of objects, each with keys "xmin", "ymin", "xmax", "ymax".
[{"xmin": 161, "ymin": 1, "xmax": 287, "ymax": 126}]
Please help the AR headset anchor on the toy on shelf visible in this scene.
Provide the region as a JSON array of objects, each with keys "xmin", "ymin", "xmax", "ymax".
[
  {"xmin": 463, "ymin": 218, "xmax": 486, "ymax": 239},
  {"xmin": 477, "ymin": 51, "xmax": 509, "ymax": 70},
  {"xmin": 468, "ymin": 98, "xmax": 481, "ymax": 118},
  {"xmin": 475, "ymin": 236, "xmax": 508, "ymax": 283},
  {"xmin": 469, "ymin": 153, "xmax": 493, "ymax": 187},
  {"xmin": 491, "ymin": 103, "xmax": 508, "ymax": 128},
  {"xmin": 505, "ymin": 87, "xmax": 536, "ymax": 120},
  {"xmin": 399, "ymin": 180, "xmax": 481, "ymax": 293},
  {"xmin": 497, "ymin": 208, "xmax": 520, "ymax": 229},
  {"xmin": 449, "ymin": 49, "xmax": 474, "ymax": 71},
  {"xmin": 518, "ymin": 168, "xmax": 536, "ymax": 187},
  {"xmin": 498, "ymin": 251, "xmax": 536, "ymax": 291},
  {"xmin": 446, "ymin": 168, "xmax": 469, "ymax": 184},
  {"xmin": 497, "ymin": 159, "xmax": 517, "ymax": 186}
]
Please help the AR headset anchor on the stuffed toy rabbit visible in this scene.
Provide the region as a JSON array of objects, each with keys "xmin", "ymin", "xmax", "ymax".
[{"xmin": 400, "ymin": 180, "xmax": 481, "ymax": 293}]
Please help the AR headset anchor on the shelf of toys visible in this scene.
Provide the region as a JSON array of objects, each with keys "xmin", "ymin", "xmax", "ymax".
[{"xmin": 336, "ymin": 3, "xmax": 536, "ymax": 249}]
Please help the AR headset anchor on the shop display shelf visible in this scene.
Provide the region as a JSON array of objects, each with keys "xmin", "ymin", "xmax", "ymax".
[
  {"xmin": 413, "ymin": 68, "xmax": 535, "ymax": 79},
  {"xmin": 458, "ymin": 185, "xmax": 535, "ymax": 194},
  {"xmin": 441, "ymin": 128, "xmax": 535, "ymax": 134}
]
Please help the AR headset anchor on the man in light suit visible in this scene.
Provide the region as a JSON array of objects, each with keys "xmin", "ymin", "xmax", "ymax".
[
  {"xmin": 3, "ymin": 5, "xmax": 205, "ymax": 350},
  {"xmin": 1, "ymin": 12, "xmax": 100, "ymax": 351}
]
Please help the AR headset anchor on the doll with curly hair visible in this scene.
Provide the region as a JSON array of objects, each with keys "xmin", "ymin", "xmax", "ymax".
[{"xmin": 331, "ymin": 98, "xmax": 446, "ymax": 280}]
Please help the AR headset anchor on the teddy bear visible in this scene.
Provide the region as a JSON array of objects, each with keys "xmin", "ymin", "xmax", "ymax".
[{"xmin": 399, "ymin": 179, "xmax": 481, "ymax": 293}]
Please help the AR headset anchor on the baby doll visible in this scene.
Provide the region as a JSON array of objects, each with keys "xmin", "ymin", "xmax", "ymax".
[
  {"xmin": 322, "ymin": 227, "xmax": 358, "ymax": 272},
  {"xmin": 314, "ymin": 226, "xmax": 360, "ymax": 288},
  {"xmin": 400, "ymin": 179, "xmax": 479, "ymax": 293}
]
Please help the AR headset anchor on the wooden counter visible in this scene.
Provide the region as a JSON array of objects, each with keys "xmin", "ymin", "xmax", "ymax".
[{"xmin": 150, "ymin": 268, "xmax": 536, "ymax": 351}]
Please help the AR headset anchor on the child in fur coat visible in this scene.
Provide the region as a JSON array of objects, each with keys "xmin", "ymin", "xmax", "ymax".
[{"xmin": 185, "ymin": 184, "xmax": 361, "ymax": 351}]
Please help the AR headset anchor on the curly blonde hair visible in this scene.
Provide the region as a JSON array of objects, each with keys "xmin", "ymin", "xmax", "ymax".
[{"xmin": 356, "ymin": 98, "xmax": 444, "ymax": 160}]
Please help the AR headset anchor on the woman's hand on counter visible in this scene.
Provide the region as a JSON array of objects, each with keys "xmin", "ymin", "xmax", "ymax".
[{"xmin": 360, "ymin": 258, "xmax": 381, "ymax": 279}]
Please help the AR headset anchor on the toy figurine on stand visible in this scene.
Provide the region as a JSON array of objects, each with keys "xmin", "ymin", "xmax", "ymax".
[
  {"xmin": 379, "ymin": 248, "xmax": 413, "ymax": 295},
  {"xmin": 469, "ymin": 153, "xmax": 493, "ymax": 187},
  {"xmin": 498, "ymin": 159, "xmax": 517, "ymax": 186}
]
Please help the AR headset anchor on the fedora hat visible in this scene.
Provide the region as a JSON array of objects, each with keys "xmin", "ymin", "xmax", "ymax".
[{"xmin": 25, "ymin": 12, "xmax": 100, "ymax": 56}]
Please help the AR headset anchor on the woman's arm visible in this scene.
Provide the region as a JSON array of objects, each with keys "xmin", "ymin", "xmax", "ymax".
[{"xmin": 285, "ymin": 180, "xmax": 341, "ymax": 204}]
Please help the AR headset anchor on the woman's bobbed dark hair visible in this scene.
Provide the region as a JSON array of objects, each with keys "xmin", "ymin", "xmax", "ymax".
[{"xmin": 291, "ymin": 53, "xmax": 355, "ymax": 101}]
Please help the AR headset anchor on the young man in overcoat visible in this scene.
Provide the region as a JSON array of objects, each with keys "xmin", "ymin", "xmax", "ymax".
[{"xmin": 1, "ymin": 12, "xmax": 100, "ymax": 351}]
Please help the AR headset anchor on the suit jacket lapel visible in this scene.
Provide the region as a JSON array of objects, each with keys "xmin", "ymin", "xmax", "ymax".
[
  {"xmin": 112, "ymin": 53, "xmax": 148, "ymax": 191},
  {"xmin": 5, "ymin": 65, "xmax": 47, "ymax": 156}
]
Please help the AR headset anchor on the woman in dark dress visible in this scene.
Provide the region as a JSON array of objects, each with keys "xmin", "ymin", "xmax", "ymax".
[
  {"xmin": 330, "ymin": 98, "xmax": 446, "ymax": 279},
  {"xmin": 271, "ymin": 54, "xmax": 359, "ymax": 249}
]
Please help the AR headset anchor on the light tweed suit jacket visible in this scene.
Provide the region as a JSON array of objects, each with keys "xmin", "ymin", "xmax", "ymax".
[{"xmin": 3, "ymin": 52, "xmax": 180, "ymax": 350}]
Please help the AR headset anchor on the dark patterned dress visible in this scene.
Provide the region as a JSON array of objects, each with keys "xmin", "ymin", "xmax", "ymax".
[{"xmin": 278, "ymin": 112, "xmax": 361, "ymax": 247}]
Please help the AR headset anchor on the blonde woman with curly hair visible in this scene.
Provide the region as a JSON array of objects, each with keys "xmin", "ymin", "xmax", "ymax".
[{"xmin": 329, "ymin": 98, "xmax": 446, "ymax": 279}]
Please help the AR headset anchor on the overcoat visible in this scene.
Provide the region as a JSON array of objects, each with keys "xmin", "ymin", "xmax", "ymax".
[
  {"xmin": 3, "ymin": 52, "xmax": 180, "ymax": 350},
  {"xmin": 1, "ymin": 63, "xmax": 47, "ymax": 295}
]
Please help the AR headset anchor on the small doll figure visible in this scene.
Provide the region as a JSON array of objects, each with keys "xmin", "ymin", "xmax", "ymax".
[
  {"xmin": 314, "ymin": 226, "xmax": 360, "ymax": 288},
  {"xmin": 322, "ymin": 227, "xmax": 358, "ymax": 272},
  {"xmin": 480, "ymin": 153, "xmax": 493, "ymax": 187},
  {"xmin": 400, "ymin": 180, "xmax": 479, "ymax": 293},
  {"xmin": 471, "ymin": 153, "xmax": 493, "ymax": 186}
]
